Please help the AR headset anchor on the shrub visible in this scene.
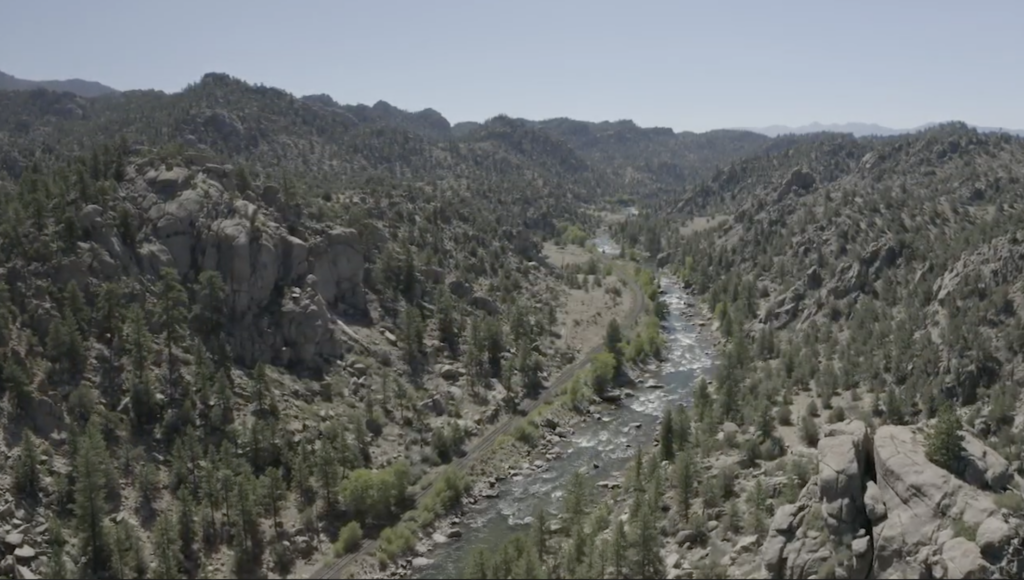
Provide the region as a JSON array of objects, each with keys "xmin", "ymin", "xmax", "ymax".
[
  {"xmin": 378, "ymin": 523, "xmax": 417, "ymax": 563},
  {"xmin": 776, "ymin": 405, "xmax": 793, "ymax": 426},
  {"xmin": 800, "ymin": 411, "xmax": 820, "ymax": 446},
  {"xmin": 333, "ymin": 521, "xmax": 363, "ymax": 556}
]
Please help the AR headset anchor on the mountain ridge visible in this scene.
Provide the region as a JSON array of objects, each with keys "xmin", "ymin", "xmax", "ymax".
[
  {"xmin": 0, "ymin": 69, "xmax": 119, "ymax": 98},
  {"xmin": 11, "ymin": 68, "xmax": 1023, "ymax": 142},
  {"xmin": 741, "ymin": 120, "xmax": 1024, "ymax": 137}
]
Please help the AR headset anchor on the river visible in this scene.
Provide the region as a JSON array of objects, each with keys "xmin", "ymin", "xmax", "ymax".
[{"xmin": 414, "ymin": 233, "xmax": 717, "ymax": 579}]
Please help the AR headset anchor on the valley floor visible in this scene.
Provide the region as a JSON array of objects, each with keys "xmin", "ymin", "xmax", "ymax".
[{"xmin": 292, "ymin": 247, "xmax": 640, "ymax": 580}]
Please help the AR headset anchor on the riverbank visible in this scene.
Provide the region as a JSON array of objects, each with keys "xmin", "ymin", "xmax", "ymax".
[
  {"xmin": 321, "ymin": 253, "xmax": 646, "ymax": 579},
  {"xmin": 400, "ymin": 274, "xmax": 720, "ymax": 579}
]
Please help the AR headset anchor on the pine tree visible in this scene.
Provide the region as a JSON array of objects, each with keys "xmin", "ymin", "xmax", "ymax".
[
  {"xmin": 47, "ymin": 307, "xmax": 86, "ymax": 381},
  {"xmin": 251, "ymin": 362, "xmax": 279, "ymax": 417},
  {"xmin": 604, "ymin": 318, "xmax": 623, "ymax": 371},
  {"xmin": 563, "ymin": 470, "xmax": 589, "ymax": 528},
  {"xmin": 315, "ymin": 440, "xmax": 340, "ymax": 514},
  {"xmin": 13, "ymin": 432, "xmax": 42, "ymax": 499},
  {"xmin": 290, "ymin": 445, "xmax": 316, "ymax": 508},
  {"xmin": 693, "ymin": 376, "xmax": 712, "ymax": 424},
  {"xmin": 177, "ymin": 487, "xmax": 200, "ymax": 577},
  {"xmin": 466, "ymin": 316, "xmax": 489, "ymax": 391},
  {"xmin": 200, "ymin": 464, "xmax": 221, "ymax": 547},
  {"xmin": 45, "ymin": 518, "xmax": 70, "ymax": 580},
  {"xmin": 926, "ymin": 403, "xmax": 965, "ymax": 475},
  {"xmin": 191, "ymin": 270, "xmax": 230, "ymax": 367},
  {"xmin": 112, "ymin": 519, "xmax": 147, "ymax": 580},
  {"xmin": 137, "ymin": 460, "xmax": 159, "ymax": 513},
  {"xmin": 0, "ymin": 281, "xmax": 13, "ymax": 349},
  {"xmin": 610, "ymin": 518, "xmax": 627, "ymax": 579},
  {"xmin": 756, "ymin": 399, "xmax": 777, "ymax": 443},
  {"xmin": 513, "ymin": 546, "xmax": 545, "ymax": 579},
  {"xmin": 2, "ymin": 358, "xmax": 32, "ymax": 415},
  {"xmin": 232, "ymin": 471, "xmax": 263, "ymax": 562},
  {"xmin": 484, "ymin": 317, "xmax": 506, "ymax": 378},
  {"xmin": 435, "ymin": 284, "xmax": 460, "ymax": 354},
  {"xmin": 125, "ymin": 305, "xmax": 160, "ymax": 428},
  {"xmin": 659, "ymin": 405, "xmax": 675, "ymax": 461},
  {"xmin": 800, "ymin": 407, "xmax": 820, "ymax": 446},
  {"xmin": 63, "ymin": 281, "xmax": 90, "ymax": 336},
  {"xmin": 529, "ymin": 506, "xmax": 547, "ymax": 559},
  {"xmin": 517, "ymin": 338, "xmax": 544, "ymax": 397},
  {"xmin": 745, "ymin": 478, "xmax": 770, "ymax": 538},
  {"xmin": 94, "ymin": 282, "xmax": 123, "ymax": 391},
  {"xmin": 673, "ymin": 404, "xmax": 692, "ymax": 452},
  {"xmin": 400, "ymin": 305, "xmax": 425, "ymax": 376},
  {"xmin": 152, "ymin": 511, "xmax": 182, "ymax": 579},
  {"xmin": 262, "ymin": 466, "xmax": 287, "ymax": 530},
  {"xmin": 884, "ymin": 386, "xmax": 907, "ymax": 425},
  {"xmin": 675, "ymin": 448, "xmax": 697, "ymax": 521},
  {"xmin": 156, "ymin": 267, "xmax": 189, "ymax": 399},
  {"xmin": 351, "ymin": 413, "xmax": 372, "ymax": 467},
  {"xmin": 465, "ymin": 547, "xmax": 492, "ymax": 579},
  {"xmin": 629, "ymin": 489, "xmax": 665, "ymax": 580},
  {"xmin": 74, "ymin": 419, "xmax": 113, "ymax": 578}
]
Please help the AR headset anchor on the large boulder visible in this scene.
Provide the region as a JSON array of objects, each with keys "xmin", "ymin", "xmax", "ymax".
[
  {"xmin": 817, "ymin": 420, "xmax": 872, "ymax": 539},
  {"xmin": 871, "ymin": 425, "xmax": 1000, "ymax": 576},
  {"xmin": 940, "ymin": 537, "xmax": 990, "ymax": 579},
  {"xmin": 961, "ymin": 432, "xmax": 1012, "ymax": 491},
  {"xmin": 764, "ymin": 423, "xmax": 1021, "ymax": 580}
]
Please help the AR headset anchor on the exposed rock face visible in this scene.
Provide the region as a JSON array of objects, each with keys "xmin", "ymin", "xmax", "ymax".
[
  {"xmin": 762, "ymin": 422, "xmax": 1024, "ymax": 580},
  {"xmin": 933, "ymin": 232, "xmax": 1024, "ymax": 303},
  {"xmin": 62, "ymin": 162, "xmax": 371, "ymax": 372},
  {"xmin": 818, "ymin": 420, "xmax": 872, "ymax": 541},
  {"xmin": 309, "ymin": 227, "xmax": 365, "ymax": 314}
]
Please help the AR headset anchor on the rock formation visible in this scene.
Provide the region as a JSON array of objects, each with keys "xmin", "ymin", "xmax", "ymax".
[{"xmin": 762, "ymin": 420, "xmax": 1024, "ymax": 579}]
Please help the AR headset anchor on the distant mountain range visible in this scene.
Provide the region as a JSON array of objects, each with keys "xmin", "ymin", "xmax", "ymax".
[
  {"xmin": 0, "ymin": 70, "xmax": 119, "ymax": 98},
  {"xmin": 2, "ymin": 69, "xmax": 1021, "ymax": 139},
  {"xmin": 741, "ymin": 121, "xmax": 1024, "ymax": 138}
]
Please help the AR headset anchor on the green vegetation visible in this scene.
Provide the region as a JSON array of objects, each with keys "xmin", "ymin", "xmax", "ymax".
[
  {"xmin": 624, "ymin": 316, "xmax": 665, "ymax": 365},
  {"xmin": 462, "ymin": 450, "xmax": 666, "ymax": 579},
  {"xmin": 925, "ymin": 404, "xmax": 965, "ymax": 475},
  {"xmin": 0, "ymin": 73, "xmax": 649, "ymax": 579},
  {"xmin": 4, "ymin": 65, "xmax": 1023, "ymax": 580},
  {"xmin": 556, "ymin": 223, "xmax": 591, "ymax": 247},
  {"xmin": 333, "ymin": 522, "xmax": 363, "ymax": 556}
]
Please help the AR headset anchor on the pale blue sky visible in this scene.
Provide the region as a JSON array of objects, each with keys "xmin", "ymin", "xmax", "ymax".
[{"xmin": 3, "ymin": 0, "xmax": 1021, "ymax": 132}]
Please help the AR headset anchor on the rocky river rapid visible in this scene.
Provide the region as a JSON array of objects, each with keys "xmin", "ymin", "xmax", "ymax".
[{"xmin": 413, "ymin": 235, "xmax": 718, "ymax": 578}]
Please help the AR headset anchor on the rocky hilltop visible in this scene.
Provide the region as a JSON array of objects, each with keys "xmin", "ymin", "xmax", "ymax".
[{"xmin": 612, "ymin": 122, "xmax": 1024, "ymax": 579}]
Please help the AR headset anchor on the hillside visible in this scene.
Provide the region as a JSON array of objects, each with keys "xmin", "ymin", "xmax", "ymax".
[
  {"xmin": 599, "ymin": 122, "xmax": 1024, "ymax": 579},
  {"xmin": 266, "ymin": 98, "xmax": 778, "ymax": 202},
  {"xmin": 517, "ymin": 118, "xmax": 773, "ymax": 204},
  {"xmin": 10, "ymin": 67, "xmax": 1024, "ymax": 580},
  {"xmin": 0, "ymin": 70, "xmax": 119, "ymax": 98},
  {"xmin": 0, "ymin": 72, "xmax": 655, "ymax": 579},
  {"xmin": 464, "ymin": 123, "xmax": 1024, "ymax": 580}
]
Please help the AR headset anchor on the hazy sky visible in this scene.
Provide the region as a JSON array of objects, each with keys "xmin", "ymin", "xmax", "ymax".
[{"xmin": 3, "ymin": 0, "xmax": 1022, "ymax": 132}]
